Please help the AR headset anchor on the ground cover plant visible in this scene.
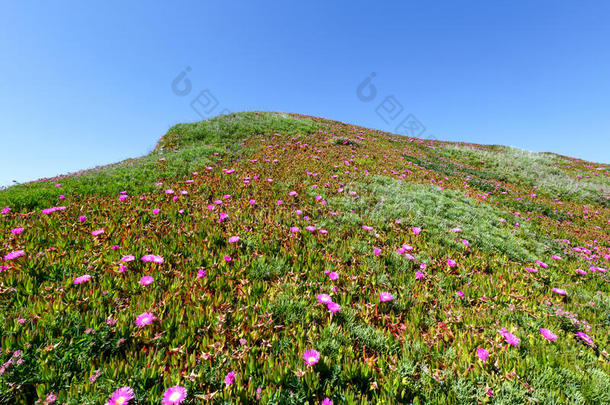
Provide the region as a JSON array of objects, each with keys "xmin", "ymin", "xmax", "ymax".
[{"xmin": 0, "ymin": 111, "xmax": 608, "ymax": 404}]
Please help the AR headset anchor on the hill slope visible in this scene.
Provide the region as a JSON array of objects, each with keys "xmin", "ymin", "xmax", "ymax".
[{"xmin": 0, "ymin": 111, "xmax": 609, "ymax": 404}]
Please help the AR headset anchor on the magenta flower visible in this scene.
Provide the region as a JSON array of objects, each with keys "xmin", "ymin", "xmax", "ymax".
[
  {"xmin": 118, "ymin": 195, "xmax": 128, "ymax": 201},
  {"xmin": 552, "ymin": 288, "xmax": 567, "ymax": 296},
  {"xmin": 197, "ymin": 269, "xmax": 207, "ymax": 278},
  {"xmin": 121, "ymin": 255, "xmax": 135, "ymax": 263},
  {"xmin": 525, "ymin": 267, "xmax": 538, "ymax": 273},
  {"xmin": 373, "ymin": 247, "xmax": 381, "ymax": 256},
  {"xmin": 540, "ymin": 328, "xmax": 558, "ymax": 341},
  {"xmin": 139, "ymin": 276, "xmax": 154, "ymax": 286},
  {"xmin": 135, "ymin": 312, "xmax": 155, "ymax": 327},
  {"xmin": 327, "ymin": 302, "xmax": 341, "ymax": 313},
  {"xmin": 290, "ymin": 226, "xmax": 300, "ymax": 233},
  {"xmin": 412, "ymin": 227, "xmax": 422, "ymax": 235},
  {"xmin": 161, "ymin": 386, "xmax": 187, "ymax": 405},
  {"xmin": 3, "ymin": 250, "xmax": 25, "ymax": 261},
  {"xmin": 228, "ymin": 236, "xmax": 240, "ymax": 243},
  {"xmin": 576, "ymin": 268, "xmax": 587, "ymax": 275},
  {"xmin": 106, "ymin": 387, "xmax": 135, "ymax": 405},
  {"xmin": 322, "ymin": 398, "xmax": 333, "ymax": 405},
  {"xmin": 224, "ymin": 371, "xmax": 236, "ymax": 386},
  {"xmin": 303, "ymin": 349, "xmax": 320, "ymax": 366},
  {"xmin": 1, "ymin": 207, "xmax": 10, "ymax": 214},
  {"xmin": 10, "ymin": 227, "xmax": 24, "ymax": 235},
  {"xmin": 447, "ymin": 258, "xmax": 456, "ymax": 268},
  {"xmin": 379, "ymin": 292, "xmax": 393, "ymax": 302},
  {"xmin": 152, "ymin": 208, "xmax": 160, "ymax": 214},
  {"xmin": 73, "ymin": 274, "xmax": 92, "ymax": 284},
  {"xmin": 79, "ymin": 215, "xmax": 87, "ymax": 222},
  {"xmin": 477, "ymin": 348, "xmax": 489, "ymax": 363},
  {"xmin": 328, "ymin": 271, "xmax": 339, "ymax": 281},
  {"xmin": 91, "ymin": 229, "xmax": 104, "ymax": 236},
  {"xmin": 457, "ymin": 290, "xmax": 465, "ymax": 298},
  {"xmin": 317, "ymin": 294, "xmax": 332, "ymax": 304},
  {"xmin": 536, "ymin": 260, "xmax": 548, "ymax": 268},
  {"xmin": 415, "ymin": 271, "xmax": 425, "ymax": 280},
  {"xmin": 576, "ymin": 331, "xmax": 596, "ymax": 347},
  {"xmin": 141, "ymin": 255, "xmax": 164, "ymax": 264},
  {"xmin": 498, "ymin": 328, "xmax": 520, "ymax": 347}
]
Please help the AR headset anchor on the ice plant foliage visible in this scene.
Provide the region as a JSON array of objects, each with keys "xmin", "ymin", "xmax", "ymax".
[{"xmin": 0, "ymin": 112, "xmax": 608, "ymax": 403}]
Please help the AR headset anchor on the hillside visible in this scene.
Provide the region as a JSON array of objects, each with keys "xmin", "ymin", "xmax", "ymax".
[{"xmin": 0, "ymin": 111, "xmax": 609, "ymax": 404}]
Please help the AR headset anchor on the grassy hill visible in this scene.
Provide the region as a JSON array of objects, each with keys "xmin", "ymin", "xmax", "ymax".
[{"xmin": 0, "ymin": 111, "xmax": 609, "ymax": 404}]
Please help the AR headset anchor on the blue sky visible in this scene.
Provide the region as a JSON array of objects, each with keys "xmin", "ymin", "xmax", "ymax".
[{"xmin": 1, "ymin": 1, "xmax": 609, "ymax": 187}]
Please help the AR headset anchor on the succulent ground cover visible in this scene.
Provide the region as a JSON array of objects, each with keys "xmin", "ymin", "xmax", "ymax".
[{"xmin": 0, "ymin": 111, "xmax": 609, "ymax": 404}]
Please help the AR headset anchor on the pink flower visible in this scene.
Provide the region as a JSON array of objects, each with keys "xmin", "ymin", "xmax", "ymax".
[
  {"xmin": 536, "ymin": 260, "xmax": 548, "ymax": 268},
  {"xmin": 322, "ymin": 398, "xmax": 333, "ymax": 405},
  {"xmin": 73, "ymin": 274, "xmax": 92, "ymax": 284},
  {"xmin": 135, "ymin": 312, "xmax": 155, "ymax": 327},
  {"xmin": 477, "ymin": 348, "xmax": 489, "ymax": 363},
  {"xmin": 576, "ymin": 268, "xmax": 587, "ymax": 275},
  {"xmin": 228, "ymin": 236, "xmax": 240, "ymax": 243},
  {"xmin": 379, "ymin": 292, "xmax": 393, "ymax": 302},
  {"xmin": 141, "ymin": 255, "xmax": 164, "ymax": 264},
  {"xmin": 106, "ymin": 387, "xmax": 135, "ymax": 405},
  {"xmin": 552, "ymin": 288, "xmax": 567, "ymax": 296},
  {"xmin": 139, "ymin": 276, "xmax": 154, "ymax": 286},
  {"xmin": 90, "ymin": 370, "xmax": 102, "ymax": 382},
  {"xmin": 152, "ymin": 208, "xmax": 160, "ymax": 214},
  {"xmin": 552, "ymin": 254, "xmax": 562, "ymax": 260},
  {"xmin": 457, "ymin": 290, "xmax": 465, "ymax": 298},
  {"xmin": 165, "ymin": 189, "xmax": 174, "ymax": 194},
  {"xmin": 525, "ymin": 267, "xmax": 538, "ymax": 273},
  {"xmin": 290, "ymin": 226, "xmax": 300, "ymax": 233},
  {"xmin": 289, "ymin": 191, "xmax": 298, "ymax": 196},
  {"xmin": 249, "ymin": 199, "xmax": 256, "ymax": 205},
  {"xmin": 92, "ymin": 229, "xmax": 104, "ymax": 236},
  {"xmin": 373, "ymin": 247, "xmax": 381, "ymax": 256},
  {"xmin": 79, "ymin": 215, "xmax": 87, "ymax": 222},
  {"xmin": 498, "ymin": 328, "xmax": 520, "ymax": 346},
  {"xmin": 305, "ymin": 226, "xmax": 316, "ymax": 232},
  {"xmin": 317, "ymin": 294, "xmax": 332, "ymax": 304},
  {"xmin": 224, "ymin": 255, "xmax": 232, "ymax": 262},
  {"xmin": 412, "ymin": 227, "xmax": 422, "ymax": 235},
  {"xmin": 450, "ymin": 227, "xmax": 462, "ymax": 233},
  {"xmin": 121, "ymin": 255, "xmax": 135, "ymax": 263},
  {"xmin": 447, "ymin": 258, "xmax": 456, "ymax": 268},
  {"xmin": 224, "ymin": 371, "xmax": 236, "ymax": 386},
  {"xmin": 218, "ymin": 212, "xmax": 229, "ymax": 222},
  {"xmin": 10, "ymin": 227, "xmax": 24, "ymax": 235},
  {"xmin": 540, "ymin": 328, "xmax": 558, "ymax": 341},
  {"xmin": 303, "ymin": 349, "xmax": 320, "ymax": 366},
  {"xmin": 415, "ymin": 271, "xmax": 425, "ymax": 280},
  {"xmin": 162, "ymin": 386, "xmax": 187, "ymax": 405},
  {"xmin": 197, "ymin": 269, "xmax": 207, "ymax": 278},
  {"xmin": 328, "ymin": 272, "xmax": 339, "ymax": 281},
  {"xmin": 118, "ymin": 195, "xmax": 128, "ymax": 201},
  {"xmin": 327, "ymin": 302, "xmax": 341, "ymax": 313},
  {"xmin": 576, "ymin": 331, "xmax": 595, "ymax": 347},
  {"xmin": 462, "ymin": 240, "xmax": 469, "ymax": 246},
  {"xmin": 3, "ymin": 250, "xmax": 24, "ymax": 261},
  {"xmin": 1, "ymin": 207, "xmax": 10, "ymax": 214}
]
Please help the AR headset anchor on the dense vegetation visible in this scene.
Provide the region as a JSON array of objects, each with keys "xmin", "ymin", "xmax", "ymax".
[{"xmin": 1, "ymin": 111, "xmax": 608, "ymax": 404}]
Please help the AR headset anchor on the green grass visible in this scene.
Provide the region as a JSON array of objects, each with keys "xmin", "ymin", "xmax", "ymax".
[{"xmin": 0, "ymin": 111, "xmax": 608, "ymax": 404}]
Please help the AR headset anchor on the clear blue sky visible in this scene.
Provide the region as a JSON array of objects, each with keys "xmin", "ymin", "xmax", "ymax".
[{"xmin": 2, "ymin": 1, "xmax": 609, "ymax": 187}]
